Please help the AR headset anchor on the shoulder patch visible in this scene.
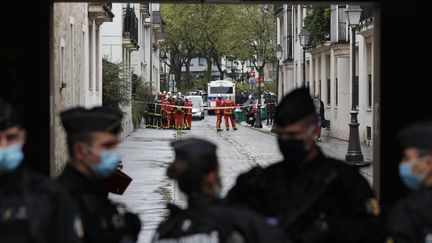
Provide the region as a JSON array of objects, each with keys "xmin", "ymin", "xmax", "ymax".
[{"xmin": 366, "ymin": 198, "xmax": 381, "ymax": 216}]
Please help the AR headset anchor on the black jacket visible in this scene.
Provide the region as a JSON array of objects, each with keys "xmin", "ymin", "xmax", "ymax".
[
  {"xmin": 387, "ymin": 187, "xmax": 432, "ymax": 243},
  {"xmin": 152, "ymin": 197, "xmax": 290, "ymax": 243},
  {"xmin": 0, "ymin": 166, "xmax": 80, "ymax": 243},
  {"xmin": 226, "ymin": 150, "xmax": 385, "ymax": 243},
  {"xmin": 58, "ymin": 164, "xmax": 141, "ymax": 243}
]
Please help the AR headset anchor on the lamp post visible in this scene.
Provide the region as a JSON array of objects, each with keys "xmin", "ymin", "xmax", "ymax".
[
  {"xmin": 254, "ymin": 54, "xmax": 264, "ymax": 128},
  {"xmin": 275, "ymin": 44, "xmax": 283, "ymax": 101},
  {"xmin": 344, "ymin": 5, "xmax": 370, "ymax": 166},
  {"xmin": 299, "ymin": 27, "xmax": 311, "ymax": 87},
  {"xmin": 253, "ymin": 5, "xmax": 269, "ymax": 129}
]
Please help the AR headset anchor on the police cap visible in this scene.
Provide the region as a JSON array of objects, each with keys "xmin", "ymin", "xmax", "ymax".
[
  {"xmin": 167, "ymin": 138, "xmax": 218, "ymax": 179},
  {"xmin": 60, "ymin": 106, "xmax": 123, "ymax": 135},
  {"xmin": 274, "ymin": 87, "xmax": 315, "ymax": 126},
  {"xmin": 0, "ymin": 97, "xmax": 21, "ymax": 131},
  {"xmin": 399, "ymin": 121, "xmax": 432, "ymax": 149}
]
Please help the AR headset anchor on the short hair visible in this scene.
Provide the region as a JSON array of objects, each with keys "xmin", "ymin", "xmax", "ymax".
[{"xmin": 66, "ymin": 132, "xmax": 94, "ymax": 159}]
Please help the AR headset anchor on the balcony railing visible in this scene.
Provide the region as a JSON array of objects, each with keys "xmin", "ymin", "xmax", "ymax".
[{"xmin": 123, "ymin": 5, "xmax": 138, "ymax": 46}]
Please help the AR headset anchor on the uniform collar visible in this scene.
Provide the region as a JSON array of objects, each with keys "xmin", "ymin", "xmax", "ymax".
[{"xmin": 59, "ymin": 163, "xmax": 106, "ymax": 195}]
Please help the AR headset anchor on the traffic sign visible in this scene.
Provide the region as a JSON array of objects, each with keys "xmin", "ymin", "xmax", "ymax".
[{"xmin": 257, "ymin": 77, "xmax": 264, "ymax": 83}]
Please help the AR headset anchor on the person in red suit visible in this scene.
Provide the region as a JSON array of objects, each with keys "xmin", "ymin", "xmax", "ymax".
[
  {"xmin": 224, "ymin": 97, "xmax": 238, "ymax": 131},
  {"xmin": 184, "ymin": 98, "xmax": 193, "ymax": 130},
  {"xmin": 174, "ymin": 94, "xmax": 185, "ymax": 130},
  {"xmin": 169, "ymin": 95, "xmax": 176, "ymax": 129},
  {"xmin": 215, "ymin": 94, "xmax": 224, "ymax": 132}
]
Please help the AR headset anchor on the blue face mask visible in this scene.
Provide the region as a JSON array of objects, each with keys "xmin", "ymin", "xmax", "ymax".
[
  {"xmin": 399, "ymin": 162, "xmax": 427, "ymax": 191},
  {"xmin": 0, "ymin": 145, "xmax": 24, "ymax": 172},
  {"xmin": 85, "ymin": 146, "xmax": 120, "ymax": 178}
]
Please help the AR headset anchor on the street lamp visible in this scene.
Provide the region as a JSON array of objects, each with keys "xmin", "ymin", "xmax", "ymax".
[
  {"xmin": 344, "ymin": 5, "xmax": 370, "ymax": 166},
  {"xmin": 254, "ymin": 54, "xmax": 264, "ymax": 128},
  {"xmin": 299, "ymin": 27, "xmax": 311, "ymax": 87},
  {"xmin": 275, "ymin": 44, "xmax": 283, "ymax": 101}
]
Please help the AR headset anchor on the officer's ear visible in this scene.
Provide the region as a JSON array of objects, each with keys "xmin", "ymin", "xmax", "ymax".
[
  {"xmin": 74, "ymin": 142, "xmax": 89, "ymax": 161},
  {"xmin": 203, "ymin": 171, "xmax": 220, "ymax": 194},
  {"xmin": 425, "ymin": 154, "xmax": 432, "ymax": 173}
]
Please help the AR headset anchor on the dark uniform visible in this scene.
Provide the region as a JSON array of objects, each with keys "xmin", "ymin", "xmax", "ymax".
[
  {"xmin": 387, "ymin": 122, "xmax": 432, "ymax": 243},
  {"xmin": 154, "ymin": 98, "xmax": 162, "ymax": 129},
  {"xmin": 147, "ymin": 99, "xmax": 155, "ymax": 128},
  {"xmin": 0, "ymin": 98, "xmax": 80, "ymax": 243},
  {"xmin": 152, "ymin": 199, "xmax": 289, "ymax": 243},
  {"xmin": 226, "ymin": 88, "xmax": 384, "ymax": 243},
  {"xmin": 387, "ymin": 188, "xmax": 432, "ymax": 243},
  {"xmin": 152, "ymin": 138, "xmax": 289, "ymax": 243},
  {"xmin": 265, "ymin": 95, "xmax": 277, "ymax": 126},
  {"xmin": 58, "ymin": 107, "xmax": 141, "ymax": 243},
  {"xmin": 58, "ymin": 164, "xmax": 140, "ymax": 243}
]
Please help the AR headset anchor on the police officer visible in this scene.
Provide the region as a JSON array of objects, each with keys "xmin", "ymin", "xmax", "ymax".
[
  {"xmin": 387, "ymin": 121, "xmax": 432, "ymax": 243},
  {"xmin": 154, "ymin": 95, "xmax": 163, "ymax": 129},
  {"xmin": 58, "ymin": 106, "xmax": 141, "ymax": 243},
  {"xmin": 151, "ymin": 138, "xmax": 290, "ymax": 243},
  {"xmin": 226, "ymin": 87, "xmax": 385, "ymax": 243},
  {"xmin": 0, "ymin": 97, "xmax": 80, "ymax": 243},
  {"xmin": 147, "ymin": 98, "xmax": 155, "ymax": 129},
  {"xmin": 265, "ymin": 94, "xmax": 277, "ymax": 126}
]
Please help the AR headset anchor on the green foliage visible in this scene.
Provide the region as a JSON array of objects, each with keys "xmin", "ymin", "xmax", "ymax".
[
  {"xmin": 131, "ymin": 75, "xmax": 153, "ymax": 129},
  {"xmin": 304, "ymin": 6, "xmax": 331, "ymax": 45},
  {"xmin": 160, "ymin": 4, "xmax": 276, "ymax": 86},
  {"xmin": 102, "ymin": 58, "xmax": 130, "ymax": 114}
]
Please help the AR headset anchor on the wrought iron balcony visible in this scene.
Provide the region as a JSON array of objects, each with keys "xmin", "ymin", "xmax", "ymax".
[
  {"xmin": 140, "ymin": 3, "xmax": 151, "ymax": 18},
  {"xmin": 88, "ymin": 3, "xmax": 114, "ymax": 24},
  {"xmin": 123, "ymin": 5, "xmax": 139, "ymax": 51}
]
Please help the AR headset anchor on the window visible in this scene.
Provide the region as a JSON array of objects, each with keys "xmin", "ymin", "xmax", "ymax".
[
  {"xmin": 60, "ymin": 46, "xmax": 65, "ymax": 83},
  {"xmin": 95, "ymin": 26, "xmax": 100, "ymax": 92},
  {"xmin": 326, "ymin": 78, "xmax": 331, "ymax": 105},
  {"xmin": 88, "ymin": 22, "xmax": 93, "ymax": 91},
  {"xmin": 313, "ymin": 81, "xmax": 316, "ymax": 94},
  {"xmin": 368, "ymin": 74, "xmax": 372, "ymax": 108},
  {"xmin": 70, "ymin": 22, "xmax": 75, "ymax": 106},
  {"xmin": 335, "ymin": 78, "xmax": 338, "ymax": 106},
  {"xmin": 199, "ymin": 58, "xmax": 205, "ymax": 66},
  {"xmin": 210, "ymin": 87, "xmax": 233, "ymax": 94},
  {"xmin": 82, "ymin": 29, "xmax": 85, "ymax": 97}
]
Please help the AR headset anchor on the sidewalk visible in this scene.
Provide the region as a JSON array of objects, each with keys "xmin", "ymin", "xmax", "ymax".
[{"xmin": 241, "ymin": 122, "xmax": 373, "ymax": 185}]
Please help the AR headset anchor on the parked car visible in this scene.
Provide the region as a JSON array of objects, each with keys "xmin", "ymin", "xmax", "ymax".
[{"xmin": 187, "ymin": 95, "xmax": 205, "ymax": 120}]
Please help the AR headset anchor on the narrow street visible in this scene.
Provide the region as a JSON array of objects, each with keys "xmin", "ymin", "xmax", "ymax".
[{"xmin": 111, "ymin": 115, "xmax": 373, "ymax": 243}]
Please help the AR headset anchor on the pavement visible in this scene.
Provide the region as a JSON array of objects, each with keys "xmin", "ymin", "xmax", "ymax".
[{"xmin": 110, "ymin": 115, "xmax": 373, "ymax": 243}]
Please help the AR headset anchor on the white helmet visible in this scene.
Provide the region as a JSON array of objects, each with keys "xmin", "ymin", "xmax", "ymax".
[
  {"xmin": 165, "ymin": 95, "xmax": 169, "ymax": 100},
  {"xmin": 217, "ymin": 94, "xmax": 221, "ymax": 98},
  {"xmin": 249, "ymin": 95, "xmax": 253, "ymax": 100},
  {"xmin": 167, "ymin": 92, "xmax": 172, "ymax": 96},
  {"xmin": 163, "ymin": 91, "xmax": 167, "ymax": 95}
]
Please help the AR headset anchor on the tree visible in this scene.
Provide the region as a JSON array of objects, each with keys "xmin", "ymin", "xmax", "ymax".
[
  {"xmin": 304, "ymin": 6, "xmax": 331, "ymax": 45},
  {"xmin": 131, "ymin": 75, "xmax": 153, "ymax": 128},
  {"xmin": 229, "ymin": 5, "xmax": 276, "ymax": 80},
  {"xmin": 102, "ymin": 58, "xmax": 130, "ymax": 114}
]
